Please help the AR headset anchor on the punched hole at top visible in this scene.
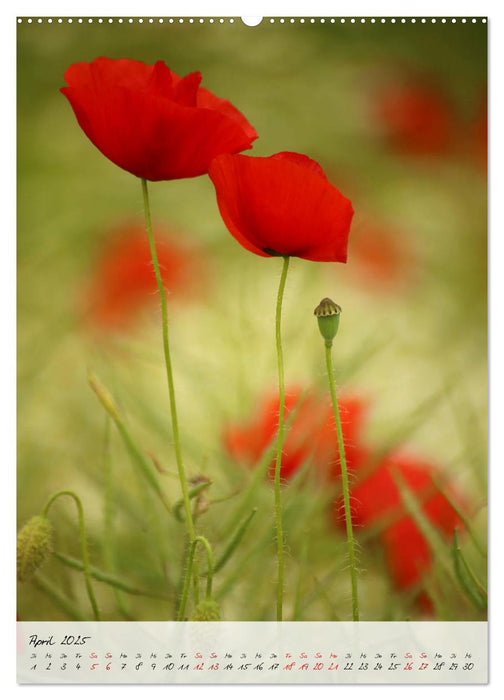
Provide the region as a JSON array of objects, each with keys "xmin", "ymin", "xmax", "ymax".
[{"xmin": 241, "ymin": 16, "xmax": 263, "ymax": 26}]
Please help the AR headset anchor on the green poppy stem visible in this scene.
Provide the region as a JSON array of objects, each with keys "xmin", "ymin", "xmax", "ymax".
[
  {"xmin": 102, "ymin": 415, "xmax": 130, "ymax": 618},
  {"xmin": 43, "ymin": 490, "xmax": 101, "ymax": 621},
  {"xmin": 53, "ymin": 551, "xmax": 172, "ymax": 600},
  {"xmin": 273, "ymin": 255, "xmax": 290, "ymax": 621},
  {"xmin": 141, "ymin": 178, "xmax": 207, "ymax": 614},
  {"xmin": 177, "ymin": 536, "xmax": 214, "ymax": 620},
  {"xmin": 140, "ymin": 178, "xmax": 195, "ymax": 544},
  {"xmin": 324, "ymin": 343, "xmax": 360, "ymax": 621}
]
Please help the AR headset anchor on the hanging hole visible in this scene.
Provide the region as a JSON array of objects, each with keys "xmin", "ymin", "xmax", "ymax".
[{"xmin": 241, "ymin": 16, "xmax": 263, "ymax": 26}]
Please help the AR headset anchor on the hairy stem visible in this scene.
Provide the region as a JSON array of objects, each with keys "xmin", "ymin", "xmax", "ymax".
[
  {"xmin": 141, "ymin": 178, "xmax": 195, "ymax": 541},
  {"xmin": 324, "ymin": 343, "xmax": 360, "ymax": 621},
  {"xmin": 177, "ymin": 536, "xmax": 214, "ymax": 620},
  {"xmin": 273, "ymin": 255, "xmax": 290, "ymax": 621},
  {"xmin": 43, "ymin": 490, "xmax": 100, "ymax": 621},
  {"xmin": 141, "ymin": 178, "xmax": 204, "ymax": 610}
]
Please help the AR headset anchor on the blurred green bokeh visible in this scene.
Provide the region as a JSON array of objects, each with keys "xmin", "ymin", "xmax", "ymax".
[{"xmin": 17, "ymin": 18, "xmax": 487, "ymax": 622}]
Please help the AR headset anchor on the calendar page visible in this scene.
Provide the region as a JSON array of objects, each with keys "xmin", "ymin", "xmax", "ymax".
[
  {"xmin": 16, "ymin": 13, "xmax": 488, "ymax": 686},
  {"xmin": 17, "ymin": 621, "xmax": 487, "ymax": 683}
]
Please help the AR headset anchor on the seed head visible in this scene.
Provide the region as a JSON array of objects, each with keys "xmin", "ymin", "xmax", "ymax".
[
  {"xmin": 190, "ymin": 599, "xmax": 221, "ymax": 621},
  {"xmin": 314, "ymin": 297, "xmax": 342, "ymax": 346},
  {"xmin": 17, "ymin": 516, "xmax": 53, "ymax": 582}
]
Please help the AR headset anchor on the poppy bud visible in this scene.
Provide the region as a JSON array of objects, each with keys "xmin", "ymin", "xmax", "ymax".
[
  {"xmin": 190, "ymin": 599, "xmax": 221, "ymax": 621},
  {"xmin": 88, "ymin": 372, "xmax": 121, "ymax": 422},
  {"xmin": 314, "ymin": 298, "xmax": 341, "ymax": 346},
  {"xmin": 17, "ymin": 516, "xmax": 53, "ymax": 582}
]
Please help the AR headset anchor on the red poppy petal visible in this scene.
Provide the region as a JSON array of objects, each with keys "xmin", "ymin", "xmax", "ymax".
[
  {"xmin": 62, "ymin": 84, "xmax": 257, "ymax": 181},
  {"xmin": 376, "ymin": 81, "xmax": 456, "ymax": 156},
  {"xmin": 341, "ymin": 464, "xmax": 397, "ymax": 527},
  {"xmin": 62, "ymin": 58, "xmax": 257, "ymax": 181},
  {"xmin": 423, "ymin": 492, "xmax": 464, "ymax": 538},
  {"xmin": 197, "ymin": 87, "xmax": 258, "ymax": 142},
  {"xmin": 159, "ymin": 105, "xmax": 256, "ymax": 180},
  {"xmin": 174, "ymin": 71, "xmax": 202, "ymax": 107},
  {"xmin": 209, "ymin": 153, "xmax": 353, "ymax": 261},
  {"xmin": 381, "ymin": 518, "xmax": 432, "ymax": 589},
  {"xmin": 223, "ymin": 388, "xmax": 369, "ymax": 483},
  {"xmin": 64, "ymin": 57, "xmax": 157, "ymax": 91},
  {"xmin": 84, "ymin": 222, "xmax": 205, "ymax": 329},
  {"xmin": 207, "ymin": 156, "xmax": 270, "ymax": 256},
  {"xmin": 271, "ymin": 151, "xmax": 328, "ymax": 179},
  {"xmin": 146, "ymin": 60, "xmax": 176, "ymax": 98}
]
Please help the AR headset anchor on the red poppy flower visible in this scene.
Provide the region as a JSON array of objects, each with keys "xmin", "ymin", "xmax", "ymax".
[
  {"xmin": 374, "ymin": 80, "xmax": 457, "ymax": 156},
  {"xmin": 337, "ymin": 453, "xmax": 464, "ymax": 528},
  {"xmin": 224, "ymin": 387, "xmax": 369, "ymax": 481},
  {"xmin": 82, "ymin": 221, "xmax": 205, "ymax": 329},
  {"xmin": 208, "ymin": 152, "xmax": 354, "ymax": 261},
  {"xmin": 333, "ymin": 453, "xmax": 467, "ymax": 592},
  {"xmin": 61, "ymin": 57, "xmax": 257, "ymax": 181},
  {"xmin": 380, "ymin": 518, "xmax": 434, "ymax": 591}
]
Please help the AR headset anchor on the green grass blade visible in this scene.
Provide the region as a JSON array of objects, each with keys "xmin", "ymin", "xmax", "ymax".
[{"xmin": 452, "ymin": 530, "xmax": 487, "ymax": 612}]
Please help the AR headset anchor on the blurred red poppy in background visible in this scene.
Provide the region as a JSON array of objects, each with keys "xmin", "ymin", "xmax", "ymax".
[
  {"xmin": 209, "ymin": 152, "xmax": 354, "ymax": 262},
  {"xmin": 374, "ymin": 79, "xmax": 457, "ymax": 156},
  {"xmin": 83, "ymin": 221, "xmax": 205, "ymax": 330},
  {"xmin": 61, "ymin": 57, "xmax": 257, "ymax": 181},
  {"xmin": 335, "ymin": 453, "xmax": 464, "ymax": 530},
  {"xmin": 224, "ymin": 387, "xmax": 369, "ymax": 482},
  {"xmin": 468, "ymin": 95, "xmax": 488, "ymax": 173},
  {"xmin": 333, "ymin": 452, "xmax": 468, "ymax": 594},
  {"xmin": 349, "ymin": 215, "xmax": 416, "ymax": 291},
  {"xmin": 225, "ymin": 383, "xmax": 471, "ymax": 604}
]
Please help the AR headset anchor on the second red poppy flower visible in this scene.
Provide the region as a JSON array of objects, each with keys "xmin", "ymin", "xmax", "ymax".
[{"xmin": 208, "ymin": 151, "xmax": 354, "ymax": 262}]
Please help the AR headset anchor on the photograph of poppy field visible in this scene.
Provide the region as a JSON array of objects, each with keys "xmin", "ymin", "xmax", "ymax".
[{"xmin": 17, "ymin": 18, "xmax": 487, "ymax": 624}]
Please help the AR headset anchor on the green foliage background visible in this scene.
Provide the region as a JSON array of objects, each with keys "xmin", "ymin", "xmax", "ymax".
[{"xmin": 17, "ymin": 17, "xmax": 487, "ymax": 621}]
